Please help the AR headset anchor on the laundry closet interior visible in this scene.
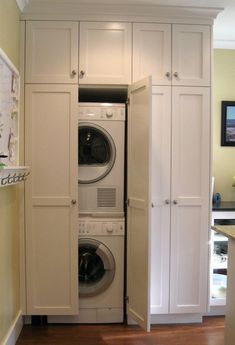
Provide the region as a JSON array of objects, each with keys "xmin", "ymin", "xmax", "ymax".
[{"xmin": 21, "ymin": 3, "xmax": 220, "ymax": 332}]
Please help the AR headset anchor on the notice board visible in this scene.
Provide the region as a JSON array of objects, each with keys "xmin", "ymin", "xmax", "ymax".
[{"xmin": 0, "ymin": 48, "xmax": 20, "ymax": 167}]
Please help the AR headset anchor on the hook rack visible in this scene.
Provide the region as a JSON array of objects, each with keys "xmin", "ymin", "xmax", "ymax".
[{"xmin": 0, "ymin": 167, "xmax": 30, "ymax": 187}]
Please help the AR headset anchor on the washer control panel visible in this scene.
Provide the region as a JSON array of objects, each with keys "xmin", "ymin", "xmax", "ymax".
[
  {"xmin": 78, "ymin": 103, "xmax": 126, "ymax": 121},
  {"xmin": 79, "ymin": 219, "xmax": 125, "ymax": 236}
]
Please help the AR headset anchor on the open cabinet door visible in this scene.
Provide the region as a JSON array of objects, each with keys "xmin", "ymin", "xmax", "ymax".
[{"xmin": 127, "ymin": 77, "xmax": 152, "ymax": 332}]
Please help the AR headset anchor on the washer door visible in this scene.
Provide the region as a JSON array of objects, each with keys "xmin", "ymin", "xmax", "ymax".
[
  {"xmin": 78, "ymin": 238, "xmax": 115, "ymax": 297},
  {"xmin": 78, "ymin": 123, "xmax": 116, "ymax": 184}
]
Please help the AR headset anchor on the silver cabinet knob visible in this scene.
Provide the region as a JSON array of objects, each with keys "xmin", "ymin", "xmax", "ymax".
[
  {"xmin": 71, "ymin": 70, "xmax": 77, "ymax": 77},
  {"xmin": 173, "ymin": 72, "xmax": 179, "ymax": 78},
  {"xmin": 71, "ymin": 199, "xmax": 77, "ymax": 205},
  {"xmin": 173, "ymin": 200, "xmax": 178, "ymax": 205},
  {"xmin": 79, "ymin": 70, "xmax": 85, "ymax": 78},
  {"xmin": 165, "ymin": 72, "xmax": 171, "ymax": 79},
  {"xmin": 165, "ymin": 199, "xmax": 170, "ymax": 205}
]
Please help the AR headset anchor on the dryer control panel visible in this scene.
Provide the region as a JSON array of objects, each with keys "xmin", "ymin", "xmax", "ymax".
[{"xmin": 79, "ymin": 219, "xmax": 125, "ymax": 236}]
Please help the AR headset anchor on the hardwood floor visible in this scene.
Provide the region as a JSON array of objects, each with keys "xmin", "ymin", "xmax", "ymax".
[{"xmin": 16, "ymin": 316, "xmax": 224, "ymax": 345}]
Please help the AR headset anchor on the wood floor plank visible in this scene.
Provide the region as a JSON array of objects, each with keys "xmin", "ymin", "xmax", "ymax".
[{"xmin": 16, "ymin": 316, "xmax": 224, "ymax": 345}]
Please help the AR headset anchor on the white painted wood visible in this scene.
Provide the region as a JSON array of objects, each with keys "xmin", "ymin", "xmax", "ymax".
[
  {"xmin": 21, "ymin": 2, "xmax": 221, "ymax": 25},
  {"xmin": 133, "ymin": 23, "xmax": 171, "ymax": 85},
  {"xmin": 25, "ymin": 21, "xmax": 78, "ymax": 84},
  {"xmin": 1, "ymin": 311, "xmax": 23, "ymax": 345},
  {"xmin": 79, "ymin": 22, "xmax": 131, "ymax": 84},
  {"xmin": 170, "ymin": 87, "xmax": 210, "ymax": 313},
  {"xmin": 25, "ymin": 84, "xmax": 78, "ymax": 315},
  {"xmin": 172, "ymin": 24, "xmax": 211, "ymax": 86},
  {"xmin": 210, "ymin": 210, "xmax": 235, "ymax": 308},
  {"xmin": 150, "ymin": 86, "xmax": 171, "ymax": 314},
  {"xmin": 127, "ymin": 77, "xmax": 152, "ymax": 331},
  {"xmin": 224, "ymin": 239, "xmax": 235, "ymax": 345}
]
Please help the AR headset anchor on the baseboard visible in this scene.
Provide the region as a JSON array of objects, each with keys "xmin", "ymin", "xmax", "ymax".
[
  {"xmin": 151, "ymin": 313, "xmax": 203, "ymax": 324},
  {"xmin": 1, "ymin": 310, "xmax": 23, "ymax": 345}
]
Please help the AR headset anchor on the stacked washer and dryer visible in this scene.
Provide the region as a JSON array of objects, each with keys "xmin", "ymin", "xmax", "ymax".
[{"xmin": 77, "ymin": 102, "xmax": 126, "ymax": 323}]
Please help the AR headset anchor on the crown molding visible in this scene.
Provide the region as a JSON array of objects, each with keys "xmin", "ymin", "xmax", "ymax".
[
  {"xmin": 21, "ymin": 1, "xmax": 222, "ymax": 24},
  {"xmin": 16, "ymin": 0, "xmax": 29, "ymax": 12}
]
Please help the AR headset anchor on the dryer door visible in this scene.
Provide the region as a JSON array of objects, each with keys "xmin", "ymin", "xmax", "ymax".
[
  {"xmin": 78, "ymin": 123, "xmax": 116, "ymax": 184},
  {"xmin": 78, "ymin": 238, "xmax": 115, "ymax": 297}
]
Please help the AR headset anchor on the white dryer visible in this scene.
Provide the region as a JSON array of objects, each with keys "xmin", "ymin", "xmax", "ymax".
[{"xmin": 78, "ymin": 103, "xmax": 125, "ymax": 217}]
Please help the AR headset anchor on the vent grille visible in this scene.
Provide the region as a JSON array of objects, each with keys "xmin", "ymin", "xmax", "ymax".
[{"xmin": 97, "ymin": 188, "xmax": 116, "ymax": 208}]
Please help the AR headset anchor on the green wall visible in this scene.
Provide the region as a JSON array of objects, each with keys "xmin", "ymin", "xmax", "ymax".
[
  {"xmin": 213, "ymin": 49, "xmax": 235, "ymax": 201},
  {"xmin": 0, "ymin": 0, "xmax": 21, "ymax": 343}
]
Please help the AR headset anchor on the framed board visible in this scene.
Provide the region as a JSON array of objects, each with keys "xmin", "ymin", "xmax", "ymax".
[{"xmin": 0, "ymin": 48, "xmax": 20, "ymax": 166}]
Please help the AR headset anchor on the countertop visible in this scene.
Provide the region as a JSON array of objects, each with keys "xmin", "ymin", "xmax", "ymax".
[{"xmin": 212, "ymin": 225, "xmax": 235, "ymax": 240}]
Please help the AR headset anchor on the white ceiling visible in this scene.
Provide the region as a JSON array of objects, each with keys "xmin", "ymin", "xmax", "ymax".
[{"xmin": 24, "ymin": 0, "xmax": 235, "ymax": 49}]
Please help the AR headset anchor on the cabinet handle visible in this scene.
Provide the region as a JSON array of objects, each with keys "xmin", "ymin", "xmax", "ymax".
[
  {"xmin": 173, "ymin": 72, "xmax": 179, "ymax": 78},
  {"xmin": 165, "ymin": 199, "xmax": 170, "ymax": 205},
  {"xmin": 79, "ymin": 70, "xmax": 85, "ymax": 78},
  {"xmin": 71, "ymin": 199, "xmax": 77, "ymax": 205},
  {"xmin": 173, "ymin": 200, "xmax": 178, "ymax": 205},
  {"xmin": 71, "ymin": 70, "xmax": 77, "ymax": 77},
  {"xmin": 165, "ymin": 72, "xmax": 171, "ymax": 79}
]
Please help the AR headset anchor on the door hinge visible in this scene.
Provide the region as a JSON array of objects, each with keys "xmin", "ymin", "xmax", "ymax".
[
  {"xmin": 126, "ymin": 97, "xmax": 130, "ymax": 105},
  {"xmin": 125, "ymin": 296, "xmax": 129, "ymax": 304},
  {"xmin": 125, "ymin": 199, "xmax": 130, "ymax": 207}
]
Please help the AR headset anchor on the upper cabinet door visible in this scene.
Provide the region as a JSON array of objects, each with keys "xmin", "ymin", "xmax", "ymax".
[
  {"xmin": 127, "ymin": 77, "xmax": 152, "ymax": 332},
  {"xmin": 26, "ymin": 21, "xmax": 78, "ymax": 84},
  {"xmin": 79, "ymin": 22, "xmax": 131, "ymax": 84},
  {"xmin": 172, "ymin": 24, "xmax": 211, "ymax": 86},
  {"xmin": 133, "ymin": 23, "xmax": 171, "ymax": 85}
]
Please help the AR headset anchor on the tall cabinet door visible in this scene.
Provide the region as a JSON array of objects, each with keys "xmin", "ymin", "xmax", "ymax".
[
  {"xmin": 25, "ymin": 21, "xmax": 78, "ymax": 84},
  {"xmin": 172, "ymin": 25, "xmax": 211, "ymax": 86},
  {"xmin": 133, "ymin": 23, "xmax": 171, "ymax": 85},
  {"xmin": 127, "ymin": 77, "xmax": 152, "ymax": 331},
  {"xmin": 79, "ymin": 22, "xmax": 131, "ymax": 84},
  {"xmin": 25, "ymin": 84, "xmax": 78, "ymax": 315},
  {"xmin": 151, "ymin": 86, "xmax": 171, "ymax": 314},
  {"xmin": 170, "ymin": 87, "xmax": 210, "ymax": 313}
]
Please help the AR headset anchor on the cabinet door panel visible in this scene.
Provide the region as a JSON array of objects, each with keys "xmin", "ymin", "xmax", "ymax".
[
  {"xmin": 170, "ymin": 87, "xmax": 210, "ymax": 313},
  {"xmin": 127, "ymin": 77, "xmax": 152, "ymax": 331},
  {"xmin": 172, "ymin": 25, "xmax": 211, "ymax": 86},
  {"xmin": 151, "ymin": 86, "xmax": 171, "ymax": 314},
  {"xmin": 79, "ymin": 22, "xmax": 131, "ymax": 84},
  {"xmin": 26, "ymin": 21, "xmax": 78, "ymax": 83},
  {"xmin": 133, "ymin": 24, "xmax": 171, "ymax": 85},
  {"xmin": 25, "ymin": 84, "xmax": 78, "ymax": 315}
]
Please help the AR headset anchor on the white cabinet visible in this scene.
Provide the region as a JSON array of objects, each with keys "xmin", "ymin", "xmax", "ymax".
[
  {"xmin": 25, "ymin": 21, "xmax": 79, "ymax": 84},
  {"xmin": 79, "ymin": 22, "xmax": 131, "ymax": 84},
  {"xmin": 133, "ymin": 23, "xmax": 210, "ymax": 86},
  {"xmin": 25, "ymin": 84, "xmax": 78, "ymax": 315},
  {"xmin": 151, "ymin": 86, "xmax": 210, "ymax": 314},
  {"xmin": 133, "ymin": 24, "xmax": 171, "ymax": 85}
]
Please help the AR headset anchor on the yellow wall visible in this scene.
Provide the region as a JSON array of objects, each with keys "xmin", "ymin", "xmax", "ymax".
[
  {"xmin": 213, "ymin": 49, "xmax": 235, "ymax": 201},
  {"xmin": 0, "ymin": 0, "xmax": 21, "ymax": 343}
]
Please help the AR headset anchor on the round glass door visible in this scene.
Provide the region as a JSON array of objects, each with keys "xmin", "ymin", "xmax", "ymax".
[
  {"xmin": 78, "ymin": 123, "xmax": 116, "ymax": 184},
  {"xmin": 78, "ymin": 238, "xmax": 115, "ymax": 297}
]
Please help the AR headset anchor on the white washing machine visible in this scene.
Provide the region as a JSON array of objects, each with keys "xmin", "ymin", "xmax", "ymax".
[
  {"xmin": 78, "ymin": 103, "xmax": 125, "ymax": 217},
  {"xmin": 48, "ymin": 218, "xmax": 125, "ymax": 324}
]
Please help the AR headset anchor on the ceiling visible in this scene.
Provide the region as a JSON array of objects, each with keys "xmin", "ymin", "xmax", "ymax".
[{"xmin": 24, "ymin": 0, "xmax": 235, "ymax": 49}]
